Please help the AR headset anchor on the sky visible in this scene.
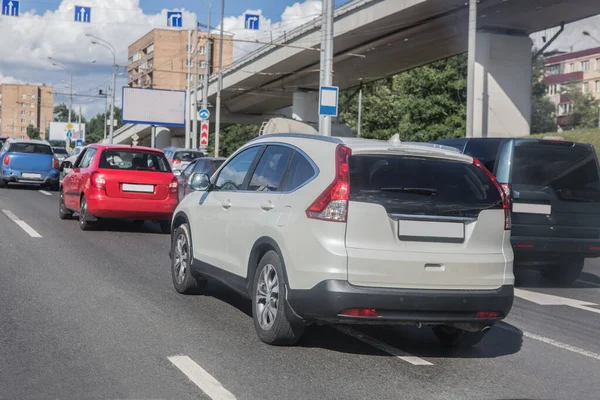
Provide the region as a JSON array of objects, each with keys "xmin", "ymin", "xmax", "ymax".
[{"xmin": 0, "ymin": 0, "xmax": 598, "ymax": 119}]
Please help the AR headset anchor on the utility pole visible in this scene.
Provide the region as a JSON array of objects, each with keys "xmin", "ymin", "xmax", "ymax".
[
  {"xmin": 185, "ymin": 30, "xmax": 192, "ymax": 149},
  {"xmin": 110, "ymin": 65, "xmax": 116, "ymax": 144},
  {"xmin": 466, "ymin": 0, "xmax": 477, "ymax": 138},
  {"xmin": 202, "ymin": 1, "xmax": 214, "ymax": 153},
  {"xmin": 78, "ymin": 104, "xmax": 82, "ymax": 142},
  {"xmin": 319, "ymin": 0, "xmax": 334, "ymax": 136},
  {"xmin": 357, "ymin": 84, "xmax": 362, "ymax": 137},
  {"xmin": 192, "ymin": 21, "xmax": 200, "ymax": 149},
  {"xmin": 103, "ymin": 87, "xmax": 108, "ymax": 141},
  {"xmin": 215, "ymin": 0, "xmax": 225, "ymax": 157}
]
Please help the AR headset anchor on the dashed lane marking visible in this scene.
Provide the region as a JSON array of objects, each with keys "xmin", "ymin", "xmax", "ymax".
[
  {"xmin": 39, "ymin": 190, "xmax": 52, "ymax": 196},
  {"xmin": 334, "ymin": 326, "xmax": 433, "ymax": 365},
  {"xmin": 515, "ymin": 288, "xmax": 600, "ymax": 315},
  {"xmin": 2, "ymin": 209, "xmax": 42, "ymax": 238},
  {"xmin": 168, "ymin": 355, "xmax": 237, "ymax": 400}
]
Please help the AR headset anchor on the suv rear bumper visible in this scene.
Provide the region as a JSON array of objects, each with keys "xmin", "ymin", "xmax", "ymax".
[
  {"xmin": 287, "ymin": 281, "xmax": 513, "ymax": 325},
  {"xmin": 512, "ymin": 236, "xmax": 600, "ymax": 261}
]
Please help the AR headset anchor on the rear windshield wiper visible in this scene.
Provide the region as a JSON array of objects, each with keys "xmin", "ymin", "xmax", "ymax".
[{"xmin": 380, "ymin": 187, "xmax": 437, "ymax": 196}]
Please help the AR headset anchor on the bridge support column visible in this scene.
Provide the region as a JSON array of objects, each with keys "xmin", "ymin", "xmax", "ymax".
[
  {"xmin": 292, "ymin": 91, "xmax": 319, "ymax": 124},
  {"xmin": 155, "ymin": 127, "xmax": 173, "ymax": 149},
  {"xmin": 473, "ymin": 32, "xmax": 533, "ymax": 138}
]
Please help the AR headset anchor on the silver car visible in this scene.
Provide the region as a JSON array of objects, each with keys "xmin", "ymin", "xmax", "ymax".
[{"xmin": 163, "ymin": 147, "xmax": 206, "ymax": 175}]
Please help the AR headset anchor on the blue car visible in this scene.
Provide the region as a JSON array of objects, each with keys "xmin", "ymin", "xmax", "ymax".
[{"xmin": 0, "ymin": 139, "xmax": 60, "ymax": 190}]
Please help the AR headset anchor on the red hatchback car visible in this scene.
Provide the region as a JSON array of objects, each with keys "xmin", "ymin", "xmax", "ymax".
[{"xmin": 59, "ymin": 144, "xmax": 178, "ymax": 232}]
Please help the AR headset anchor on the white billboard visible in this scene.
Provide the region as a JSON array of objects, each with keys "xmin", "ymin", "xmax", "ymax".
[
  {"xmin": 49, "ymin": 122, "xmax": 86, "ymax": 142},
  {"xmin": 122, "ymin": 87, "xmax": 186, "ymax": 127}
]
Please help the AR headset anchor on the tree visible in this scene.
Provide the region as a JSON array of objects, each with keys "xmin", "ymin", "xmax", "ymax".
[
  {"xmin": 85, "ymin": 107, "xmax": 124, "ymax": 144},
  {"xmin": 206, "ymin": 124, "xmax": 259, "ymax": 157},
  {"xmin": 26, "ymin": 124, "xmax": 41, "ymax": 140},
  {"xmin": 531, "ymin": 55, "xmax": 557, "ymax": 133},
  {"xmin": 53, "ymin": 104, "xmax": 86, "ymax": 124},
  {"xmin": 563, "ymin": 83, "xmax": 599, "ymax": 128}
]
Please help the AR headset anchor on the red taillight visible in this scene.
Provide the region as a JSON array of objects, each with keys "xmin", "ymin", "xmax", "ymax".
[
  {"xmin": 340, "ymin": 308, "xmax": 379, "ymax": 317},
  {"xmin": 516, "ymin": 244, "xmax": 534, "ymax": 249},
  {"xmin": 475, "ymin": 311, "xmax": 501, "ymax": 319},
  {"xmin": 172, "ymin": 159, "xmax": 181, "ymax": 165},
  {"xmin": 473, "ymin": 158, "xmax": 511, "ymax": 230},
  {"xmin": 91, "ymin": 172, "xmax": 106, "ymax": 190},
  {"xmin": 52, "ymin": 157, "xmax": 59, "ymax": 169},
  {"xmin": 306, "ymin": 145, "xmax": 352, "ymax": 222},
  {"xmin": 2, "ymin": 155, "xmax": 9, "ymax": 166},
  {"xmin": 169, "ymin": 177, "xmax": 178, "ymax": 194},
  {"xmin": 590, "ymin": 246, "xmax": 600, "ymax": 251}
]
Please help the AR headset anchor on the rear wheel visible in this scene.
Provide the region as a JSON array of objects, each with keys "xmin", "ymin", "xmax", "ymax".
[
  {"xmin": 433, "ymin": 326, "xmax": 488, "ymax": 348},
  {"xmin": 58, "ymin": 190, "xmax": 73, "ymax": 220},
  {"xmin": 252, "ymin": 250, "xmax": 304, "ymax": 346},
  {"xmin": 0, "ymin": 180, "xmax": 6, "ymax": 188},
  {"xmin": 159, "ymin": 221, "xmax": 171, "ymax": 234},
  {"xmin": 171, "ymin": 223, "xmax": 207, "ymax": 294},
  {"xmin": 541, "ymin": 259, "xmax": 585, "ymax": 285},
  {"xmin": 78, "ymin": 196, "xmax": 95, "ymax": 231}
]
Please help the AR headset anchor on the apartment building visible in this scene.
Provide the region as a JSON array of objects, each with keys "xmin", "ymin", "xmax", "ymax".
[
  {"xmin": 544, "ymin": 47, "xmax": 600, "ymax": 125},
  {"xmin": 0, "ymin": 84, "xmax": 54, "ymax": 139},
  {"xmin": 127, "ymin": 29, "xmax": 234, "ymax": 91}
]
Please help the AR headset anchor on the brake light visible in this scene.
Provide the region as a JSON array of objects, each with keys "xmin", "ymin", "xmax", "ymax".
[
  {"xmin": 2, "ymin": 154, "xmax": 9, "ymax": 166},
  {"xmin": 475, "ymin": 311, "xmax": 501, "ymax": 319},
  {"xmin": 172, "ymin": 159, "xmax": 181, "ymax": 165},
  {"xmin": 516, "ymin": 244, "xmax": 534, "ymax": 249},
  {"xmin": 91, "ymin": 172, "xmax": 106, "ymax": 190},
  {"xmin": 169, "ymin": 177, "xmax": 178, "ymax": 194},
  {"xmin": 473, "ymin": 159, "xmax": 511, "ymax": 230},
  {"xmin": 52, "ymin": 157, "xmax": 59, "ymax": 169},
  {"xmin": 340, "ymin": 308, "xmax": 379, "ymax": 317}
]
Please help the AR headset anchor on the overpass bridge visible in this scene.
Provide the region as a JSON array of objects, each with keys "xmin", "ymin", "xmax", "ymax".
[{"xmin": 113, "ymin": 0, "xmax": 600, "ymax": 147}]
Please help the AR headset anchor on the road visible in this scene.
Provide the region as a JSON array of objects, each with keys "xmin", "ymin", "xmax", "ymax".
[{"xmin": 1, "ymin": 185, "xmax": 600, "ymax": 400}]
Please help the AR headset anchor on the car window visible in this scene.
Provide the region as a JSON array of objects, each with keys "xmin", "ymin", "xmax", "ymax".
[
  {"xmin": 193, "ymin": 160, "xmax": 208, "ymax": 174},
  {"xmin": 464, "ymin": 139, "xmax": 504, "ymax": 172},
  {"xmin": 174, "ymin": 151, "xmax": 204, "ymax": 162},
  {"xmin": 283, "ymin": 152, "xmax": 316, "ymax": 191},
  {"xmin": 72, "ymin": 147, "xmax": 82, "ymax": 156},
  {"xmin": 183, "ymin": 161, "xmax": 197, "ymax": 176},
  {"xmin": 349, "ymin": 155, "xmax": 502, "ymax": 217},
  {"xmin": 214, "ymin": 147, "xmax": 261, "ymax": 191},
  {"xmin": 248, "ymin": 146, "xmax": 293, "ymax": 192},
  {"xmin": 78, "ymin": 148, "xmax": 97, "ymax": 169},
  {"xmin": 8, "ymin": 143, "xmax": 53, "ymax": 154},
  {"xmin": 99, "ymin": 150, "xmax": 171, "ymax": 172},
  {"xmin": 53, "ymin": 147, "xmax": 69, "ymax": 155}
]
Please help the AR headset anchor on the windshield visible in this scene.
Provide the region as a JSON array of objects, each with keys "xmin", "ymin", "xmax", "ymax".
[
  {"xmin": 174, "ymin": 151, "xmax": 204, "ymax": 162},
  {"xmin": 53, "ymin": 148, "xmax": 69, "ymax": 155},
  {"xmin": 99, "ymin": 150, "xmax": 171, "ymax": 172},
  {"xmin": 8, "ymin": 143, "xmax": 53, "ymax": 155}
]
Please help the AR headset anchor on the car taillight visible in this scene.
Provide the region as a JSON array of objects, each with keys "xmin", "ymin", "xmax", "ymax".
[
  {"xmin": 172, "ymin": 159, "xmax": 181, "ymax": 165},
  {"xmin": 2, "ymin": 154, "xmax": 9, "ymax": 166},
  {"xmin": 475, "ymin": 311, "xmax": 501, "ymax": 319},
  {"xmin": 169, "ymin": 177, "xmax": 178, "ymax": 193},
  {"xmin": 340, "ymin": 308, "xmax": 379, "ymax": 317},
  {"xmin": 52, "ymin": 157, "xmax": 59, "ymax": 169},
  {"xmin": 473, "ymin": 158, "xmax": 511, "ymax": 230},
  {"xmin": 91, "ymin": 172, "xmax": 106, "ymax": 190},
  {"xmin": 306, "ymin": 144, "xmax": 352, "ymax": 222}
]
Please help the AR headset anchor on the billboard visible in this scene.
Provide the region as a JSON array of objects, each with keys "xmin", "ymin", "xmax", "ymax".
[
  {"xmin": 49, "ymin": 122, "xmax": 86, "ymax": 142},
  {"xmin": 122, "ymin": 87, "xmax": 186, "ymax": 127}
]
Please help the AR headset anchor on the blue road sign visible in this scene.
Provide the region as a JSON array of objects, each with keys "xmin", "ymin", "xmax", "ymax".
[
  {"xmin": 167, "ymin": 11, "xmax": 182, "ymax": 28},
  {"xmin": 66, "ymin": 130, "xmax": 73, "ymax": 138},
  {"xmin": 74, "ymin": 6, "xmax": 91, "ymax": 23},
  {"xmin": 199, "ymin": 108, "xmax": 210, "ymax": 120},
  {"xmin": 75, "ymin": 139, "xmax": 83, "ymax": 146},
  {"xmin": 244, "ymin": 14, "xmax": 260, "ymax": 30},
  {"xmin": 2, "ymin": 0, "xmax": 19, "ymax": 16},
  {"xmin": 319, "ymin": 86, "xmax": 339, "ymax": 117}
]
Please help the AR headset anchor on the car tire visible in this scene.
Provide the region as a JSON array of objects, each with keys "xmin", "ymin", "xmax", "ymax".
[
  {"xmin": 252, "ymin": 250, "xmax": 305, "ymax": 346},
  {"xmin": 159, "ymin": 221, "xmax": 171, "ymax": 234},
  {"xmin": 171, "ymin": 223, "xmax": 207, "ymax": 294},
  {"xmin": 541, "ymin": 259, "xmax": 585, "ymax": 285},
  {"xmin": 58, "ymin": 190, "xmax": 74, "ymax": 220},
  {"xmin": 433, "ymin": 326, "xmax": 488, "ymax": 348},
  {"xmin": 78, "ymin": 196, "xmax": 95, "ymax": 231},
  {"xmin": 0, "ymin": 180, "xmax": 5, "ymax": 188}
]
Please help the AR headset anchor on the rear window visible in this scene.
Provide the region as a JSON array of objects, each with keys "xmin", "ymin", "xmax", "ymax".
[
  {"xmin": 99, "ymin": 150, "xmax": 171, "ymax": 173},
  {"xmin": 464, "ymin": 139, "xmax": 503, "ymax": 172},
  {"xmin": 9, "ymin": 143, "xmax": 53, "ymax": 155},
  {"xmin": 53, "ymin": 148, "xmax": 69, "ymax": 155},
  {"xmin": 349, "ymin": 155, "xmax": 502, "ymax": 217},
  {"xmin": 512, "ymin": 143, "xmax": 600, "ymax": 202},
  {"xmin": 174, "ymin": 151, "xmax": 204, "ymax": 162}
]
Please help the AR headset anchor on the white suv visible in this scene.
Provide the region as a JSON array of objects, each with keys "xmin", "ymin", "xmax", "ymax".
[{"xmin": 170, "ymin": 134, "xmax": 514, "ymax": 347}]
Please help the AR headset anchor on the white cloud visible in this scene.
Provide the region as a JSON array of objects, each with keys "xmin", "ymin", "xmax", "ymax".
[{"xmin": 0, "ymin": 72, "xmax": 26, "ymax": 84}]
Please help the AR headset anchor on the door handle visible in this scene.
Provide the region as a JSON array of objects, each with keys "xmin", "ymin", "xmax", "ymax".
[
  {"xmin": 222, "ymin": 200, "xmax": 232, "ymax": 209},
  {"xmin": 261, "ymin": 201, "xmax": 275, "ymax": 211}
]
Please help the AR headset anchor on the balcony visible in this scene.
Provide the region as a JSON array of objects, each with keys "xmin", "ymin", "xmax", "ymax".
[{"xmin": 545, "ymin": 71, "xmax": 584, "ymax": 85}]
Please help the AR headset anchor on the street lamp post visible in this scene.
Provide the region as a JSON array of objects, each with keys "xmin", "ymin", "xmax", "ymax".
[
  {"xmin": 49, "ymin": 57, "xmax": 72, "ymax": 150},
  {"xmin": 215, "ymin": 0, "xmax": 225, "ymax": 156},
  {"xmin": 87, "ymin": 34, "xmax": 117, "ymax": 144}
]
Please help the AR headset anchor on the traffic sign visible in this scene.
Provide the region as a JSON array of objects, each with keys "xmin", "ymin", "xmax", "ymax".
[
  {"xmin": 200, "ymin": 120, "xmax": 209, "ymax": 147},
  {"xmin": 199, "ymin": 108, "xmax": 210, "ymax": 120},
  {"xmin": 244, "ymin": 14, "xmax": 260, "ymax": 30},
  {"xmin": 66, "ymin": 130, "xmax": 73, "ymax": 138},
  {"xmin": 74, "ymin": 5, "xmax": 91, "ymax": 23},
  {"xmin": 319, "ymin": 85, "xmax": 339, "ymax": 117},
  {"xmin": 2, "ymin": 0, "xmax": 19, "ymax": 16},
  {"xmin": 167, "ymin": 11, "xmax": 182, "ymax": 28},
  {"xmin": 75, "ymin": 139, "xmax": 83, "ymax": 146}
]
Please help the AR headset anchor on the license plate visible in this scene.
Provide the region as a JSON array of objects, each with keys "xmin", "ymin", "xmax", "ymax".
[
  {"xmin": 22, "ymin": 173, "xmax": 42, "ymax": 179},
  {"xmin": 399, "ymin": 220, "xmax": 464, "ymax": 241},
  {"xmin": 122, "ymin": 183, "xmax": 154, "ymax": 193},
  {"xmin": 512, "ymin": 203, "xmax": 551, "ymax": 215}
]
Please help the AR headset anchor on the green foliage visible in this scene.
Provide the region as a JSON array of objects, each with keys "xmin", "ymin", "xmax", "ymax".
[
  {"xmin": 53, "ymin": 104, "xmax": 86, "ymax": 124},
  {"xmin": 206, "ymin": 124, "xmax": 259, "ymax": 158},
  {"xmin": 531, "ymin": 55, "xmax": 557, "ymax": 134},
  {"xmin": 339, "ymin": 54, "xmax": 468, "ymax": 142},
  {"xmin": 563, "ymin": 84, "xmax": 599, "ymax": 129},
  {"xmin": 85, "ymin": 107, "xmax": 123, "ymax": 144},
  {"xmin": 26, "ymin": 124, "xmax": 41, "ymax": 140}
]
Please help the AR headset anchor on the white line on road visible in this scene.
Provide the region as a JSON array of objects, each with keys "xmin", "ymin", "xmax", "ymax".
[
  {"xmin": 168, "ymin": 355, "xmax": 236, "ymax": 400},
  {"xmin": 334, "ymin": 326, "xmax": 433, "ymax": 365},
  {"xmin": 38, "ymin": 190, "xmax": 52, "ymax": 196},
  {"xmin": 498, "ymin": 323, "xmax": 600, "ymax": 362},
  {"xmin": 2, "ymin": 210, "xmax": 42, "ymax": 238},
  {"xmin": 515, "ymin": 288, "xmax": 600, "ymax": 315},
  {"xmin": 577, "ymin": 279, "xmax": 600, "ymax": 288}
]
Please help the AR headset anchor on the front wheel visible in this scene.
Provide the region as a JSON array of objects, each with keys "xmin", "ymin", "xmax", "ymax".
[
  {"xmin": 433, "ymin": 326, "xmax": 488, "ymax": 348},
  {"xmin": 541, "ymin": 259, "xmax": 585, "ymax": 285},
  {"xmin": 252, "ymin": 250, "xmax": 304, "ymax": 346},
  {"xmin": 59, "ymin": 190, "xmax": 73, "ymax": 220},
  {"xmin": 171, "ymin": 223, "xmax": 207, "ymax": 294}
]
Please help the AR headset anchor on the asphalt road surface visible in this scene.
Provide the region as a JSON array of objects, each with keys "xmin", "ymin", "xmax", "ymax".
[{"xmin": 1, "ymin": 185, "xmax": 600, "ymax": 400}]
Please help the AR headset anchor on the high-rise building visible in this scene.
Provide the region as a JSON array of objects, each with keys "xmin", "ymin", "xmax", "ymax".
[
  {"xmin": 127, "ymin": 29, "xmax": 234, "ymax": 91},
  {"xmin": 0, "ymin": 84, "xmax": 54, "ymax": 139}
]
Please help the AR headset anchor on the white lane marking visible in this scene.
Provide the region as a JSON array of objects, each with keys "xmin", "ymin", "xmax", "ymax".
[
  {"xmin": 334, "ymin": 326, "xmax": 433, "ymax": 365},
  {"xmin": 39, "ymin": 190, "xmax": 52, "ymax": 196},
  {"xmin": 498, "ymin": 323, "xmax": 600, "ymax": 362},
  {"xmin": 577, "ymin": 279, "xmax": 600, "ymax": 288},
  {"xmin": 168, "ymin": 355, "xmax": 236, "ymax": 400},
  {"xmin": 515, "ymin": 288, "xmax": 600, "ymax": 315},
  {"xmin": 2, "ymin": 209, "xmax": 42, "ymax": 238}
]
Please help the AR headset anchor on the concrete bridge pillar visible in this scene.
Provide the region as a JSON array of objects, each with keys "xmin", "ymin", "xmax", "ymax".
[
  {"xmin": 292, "ymin": 91, "xmax": 319, "ymax": 124},
  {"xmin": 155, "ymin": 127, "xmax": 173, "ymax": 149},
  {"xmin": 473, "ymin": 32, "xmax": 533, "ymax": 138}
]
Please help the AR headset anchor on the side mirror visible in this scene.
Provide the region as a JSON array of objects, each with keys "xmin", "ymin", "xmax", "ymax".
[
  {"xmin": 189, "ymin": 173, "xmax": 211, "ymax": 192},
  {"xmin": 60, "ymin": 161, "xmax": 73, "ymax": 172}
]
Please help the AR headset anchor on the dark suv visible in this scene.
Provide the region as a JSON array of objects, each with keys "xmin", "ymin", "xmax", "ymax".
[{"xmin": 434, "ymin": 137, "xmax": 600, "ymax": 284}]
